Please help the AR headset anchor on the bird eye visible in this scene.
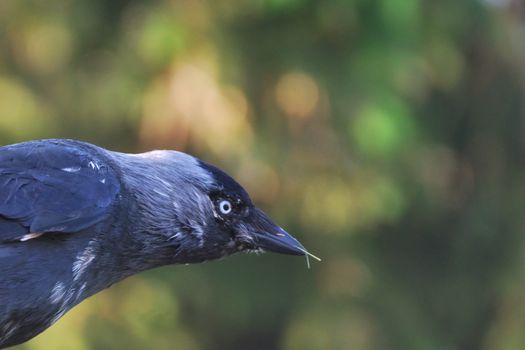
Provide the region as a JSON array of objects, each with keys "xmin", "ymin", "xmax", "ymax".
[{"xmin": 219, "ymin": 200, "xmax": 233, "ymax": 215}]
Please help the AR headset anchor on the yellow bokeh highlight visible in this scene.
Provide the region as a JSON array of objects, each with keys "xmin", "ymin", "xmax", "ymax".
[
  {"xmin": 0, "ymin": 77, "xmax": 56, "ymax": 139},
  {"xmin": 275, "ymin": 72, "xmax": 320, "ymax": 119},
  {"xmin": 140, "ymin": 58, "xmax": 253, "ymax": 156}
]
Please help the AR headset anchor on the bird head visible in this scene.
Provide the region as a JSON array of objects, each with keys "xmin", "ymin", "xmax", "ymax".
[
  {"xmin": 196, "ymin": 161, "xmax": 308, "ymax": 259},
  {"xmin": 128, "ymin": 151, "xmax": 312, "ymax": 265}
]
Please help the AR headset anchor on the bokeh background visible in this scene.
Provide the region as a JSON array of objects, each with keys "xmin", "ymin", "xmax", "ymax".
[{"xmin": 3, "ymin": 0, "xmax": 525, "ymax": 349}]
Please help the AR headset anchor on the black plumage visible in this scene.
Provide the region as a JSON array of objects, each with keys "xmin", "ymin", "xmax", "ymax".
[
  {"xmin": 0, "ymin": 140, "xmax": 120, "ymax": 240},
  {"xmin": 0, "ymin": 139, "xmax": 308, "ymax": 348}
]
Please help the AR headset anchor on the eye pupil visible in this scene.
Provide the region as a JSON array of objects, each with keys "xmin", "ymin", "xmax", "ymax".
[{"xmin": 219, "ymin": 200, "xmax": 232, "ymax": 214}]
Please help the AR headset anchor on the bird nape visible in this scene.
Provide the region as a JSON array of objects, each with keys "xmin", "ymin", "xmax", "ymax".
[{"xmin": 0, "ymin": 139, "xmax": 314, "ymax": 348}]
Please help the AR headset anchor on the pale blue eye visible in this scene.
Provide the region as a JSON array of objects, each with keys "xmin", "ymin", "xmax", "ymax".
[{"xmin": 219, "ymin": 200, "xmax": 232, "ymax": 214}]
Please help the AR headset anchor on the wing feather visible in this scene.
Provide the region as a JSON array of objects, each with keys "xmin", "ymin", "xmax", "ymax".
[{"xmin": 0, "ymin": 140, "xmax": 121, "ymax": 242}]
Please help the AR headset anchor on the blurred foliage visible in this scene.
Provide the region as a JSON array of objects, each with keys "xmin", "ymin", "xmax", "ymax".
[{"xmin": 2, "ymin": 0, "xmax": 525, "ymax": 349}]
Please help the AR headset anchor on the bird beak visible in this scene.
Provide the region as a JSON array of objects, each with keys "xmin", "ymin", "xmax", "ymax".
[{"xmin": 245, "ymin": 208, "xmax": 307, "ymax": 256}]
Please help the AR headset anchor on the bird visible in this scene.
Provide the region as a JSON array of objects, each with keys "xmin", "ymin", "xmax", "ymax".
[{"xmin": 0, "ymin": 139, "xmax": 315, "ymax": 348}]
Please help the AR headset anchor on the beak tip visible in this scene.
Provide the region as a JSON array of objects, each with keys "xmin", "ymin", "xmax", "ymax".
[
  {"xmin": 246, "ymin": 208, "xmax": 317, "ymax": 259},
  {"xmin": 254, "ymin": 229, "xmax": 309, "ymax": 256}
]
